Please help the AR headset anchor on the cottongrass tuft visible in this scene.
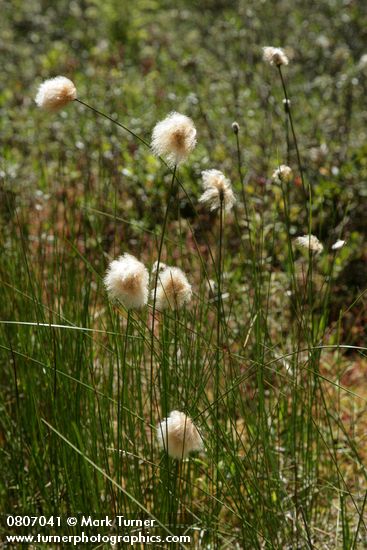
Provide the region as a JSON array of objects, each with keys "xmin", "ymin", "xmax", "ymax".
[
  {"xmin": 151, "ymin": 112, "xmax": 197, "ymax": 167},
  {"xmin": 232, "ymin": 121, "xmax": 240, "ymax": 134},
  {"xmin": 263, "ymin": 46, "xmax": 289, "ymax": 67},
  {"xmin": 295, "ymin": 235, "xmax": 323, "ymax": 254},
  {"xmin": 154, "ymin": 266, "xmax": 192, "ymax": 311},
  {"xmin": 331, "ymin": 239, "xmax": 346, "ymax": 251},
  {"xmin": 35, "ymin": 76, "xmax": 77, "ymax": 111},
  {"xmin": 272, "ymin": 165, "xmax": 293, "ymax": 184},
  {"xmin": 199, "ymin": 169, "xmax": 236, "ymax": 213},
  {"xmin": 104, "ymin": 253, "xmax": 149, "ymax": 310},
  {"xmin": 157, "ymin": 410, "xmax": 203, "ymax": 459}
]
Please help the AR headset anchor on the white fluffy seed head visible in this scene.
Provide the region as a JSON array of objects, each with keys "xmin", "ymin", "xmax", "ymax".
[
  {"xmin": 294, "ymin": 235, "xmax": 323, "ymax": 254},
  {"xmin": 263, "ymin": 47, "xmax": 289, "ymax": 67},
  {"xmin": 157, "ymin": 411, "xmax": 203, "ymax": 459},
  {"xmin": 154, "ymin": 266, "xmax": 192, "ymax": 311},
  {"xmin": 331, "ymin": 239, "xmax": 346, "ymax": 251},
  {"xmin": 272, "ymin": 165, "xmax": 293, "ymax": 184},
  {"xmin": 35, "ymin": 76, "xmax": 77, "ymax": 111},
  {"xmin": 151, "ymin": 112, "xmax": 197, "ymax": 167},
  {"xmin": 232, "ymin": 121, "xmax": 240, "ymax": 134},
  {"xmin": 104, "ymin": 253, "xmax": 149, "ymax": 310},
  {"xmin": 199, "ymin": 169, "xmax": 236, "ymax": 212}
]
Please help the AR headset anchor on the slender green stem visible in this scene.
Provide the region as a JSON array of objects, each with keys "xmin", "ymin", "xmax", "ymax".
[
  {"xmin": 149, "ymin": 165, "xmax": 177, "ymax": 454},
  {"xmin": 233, "ymin": 127, "xmax": 253, "ymax": 250},
  {"xmin": 277, "ymin": 67, "xmax": 307, "ymax": 201},
  {"xmin": 214, "ymin": 198, "xmax": 224, "ymax": 545},
  {"xmin": 216, "ymin": 200, "xmax": 223, "ymax": 412},
  {"xmin": 117, "ymin": 309, "xmax": 131, "ymax": 509},
  {"xmin": 74, "ymin": 99, "xmax": 150, "ymax": 148}
]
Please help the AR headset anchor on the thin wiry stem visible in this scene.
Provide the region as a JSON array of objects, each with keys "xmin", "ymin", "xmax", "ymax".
[
  {"xmin": 149, "ymin": 165, "xmax": 177, "ymax": 456},
  {"xmin": 214, "ymin": 197, "xmax": 224, "ymax": 541},
  {"xmin": 283, "ymin": 101, "xmax": 291, "ymax": 166},
  {"xmin": 216, "ymin": 199, "xmax": 223, "ymax": 409},
  {"xmin": 117, "ymin": 309, "xmax": 131, "ymax": 509},
  {"xmin": 277, "ymin": 67, "xmax": 307, "ymax": 201},
  {"xmin": 74, "ymin": 98, "xmax": 150, "ymax": 148},
  {"xmin": 233, "ymin": 127, "xmax": 252, "ymax": 249}
]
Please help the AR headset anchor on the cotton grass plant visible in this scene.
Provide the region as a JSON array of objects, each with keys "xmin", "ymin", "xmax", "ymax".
[
  {"xmin": 157, "ymin": 411, "xmax": 203, "ymax": 460},
  {"xmin": 28, "ymin": 59, "xmax": 366, "ymax": 548},
  {"xmin": 1, "ymin": 35, "xmax": 366, "ymax": 549},
  {"xmin": 35, "ymin": 76, "xmax": 77, "ymax": 111}
]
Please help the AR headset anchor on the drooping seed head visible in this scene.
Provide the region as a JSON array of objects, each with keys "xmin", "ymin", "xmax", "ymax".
[
  {"xmin": 263, "ymin": 46, "xmax": 289, "ymax": 67},
  {"xmin": 151, "ymin": 112, "xmax": 197, "ymax": 167},
  {"xmin": 157, "ymin": 410, "xmax": 203, "ymax": 459},
  {"xmin": 199, "ymin": 169, "xmax": 236, "ymax": 213},
  {"xmin": 153, "ymin": 265, "xmax": 192, "ymax": 311},
  {"xmin": 272, "ymin": 165, "xmax": 293, "ymax": 184},
  {"xmin": 294, "ymin": 235, "xmax": 323, "ymax": 254},
  {"xmin": 232, "ymin": 121, "xmax": 240, "ymax": 134},
  {"xmin": 104, "ymin": 253, "xmax": 149, "ymax": 310},
  {"xmin": 35, "ymin": 76, "xmax": 77, "ymax": 111}
]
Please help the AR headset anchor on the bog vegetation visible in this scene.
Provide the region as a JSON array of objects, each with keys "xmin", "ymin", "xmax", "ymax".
[{"xmin": 1, "ymin": 1, "xmax": 367, "ymax": 548}]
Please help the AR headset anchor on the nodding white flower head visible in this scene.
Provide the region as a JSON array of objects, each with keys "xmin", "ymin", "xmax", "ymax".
[
  {"xmin": 157, "ymin": 410, "xmax": 203, "ymax": 460},
  {"xmin": 151, "ymin": 112, "xmax": 197, "ymax": 167},
  {"xmin": 199, "ymin": 169, "xmax": 236, "ymax": 213},
  {"xmin": 263, "ymin": 47, "xmax": 289, "ymax": 67},
  {"xmin": 295, "ymin": 235, "xmax": 323, "ymax": 254},
  {"xmin": 272, "ymin": 165, "xmax": 293, "ymax": 184},
  {"xmin": 232, "ymin": 121, "xmax": 240, "ymax": 134},
  {"xmin": 153, "ymin": 266, "xmax": 192, "ymax": 311},
  {"xmin": 35, "ymin": 76, "xmax": 77, "ymax": 111},
  {"xmin": 331, "ymin": 239, "xmax": 346, "ymax": 251},
  {"xmin": 104, "ymin": 253, "xmax": 149, "ymax": 310}
]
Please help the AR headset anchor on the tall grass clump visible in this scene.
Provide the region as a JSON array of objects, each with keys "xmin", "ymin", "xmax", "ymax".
[{"xmin": 1, "ymin": 28, "xmax": 366, "ymax": 550}]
